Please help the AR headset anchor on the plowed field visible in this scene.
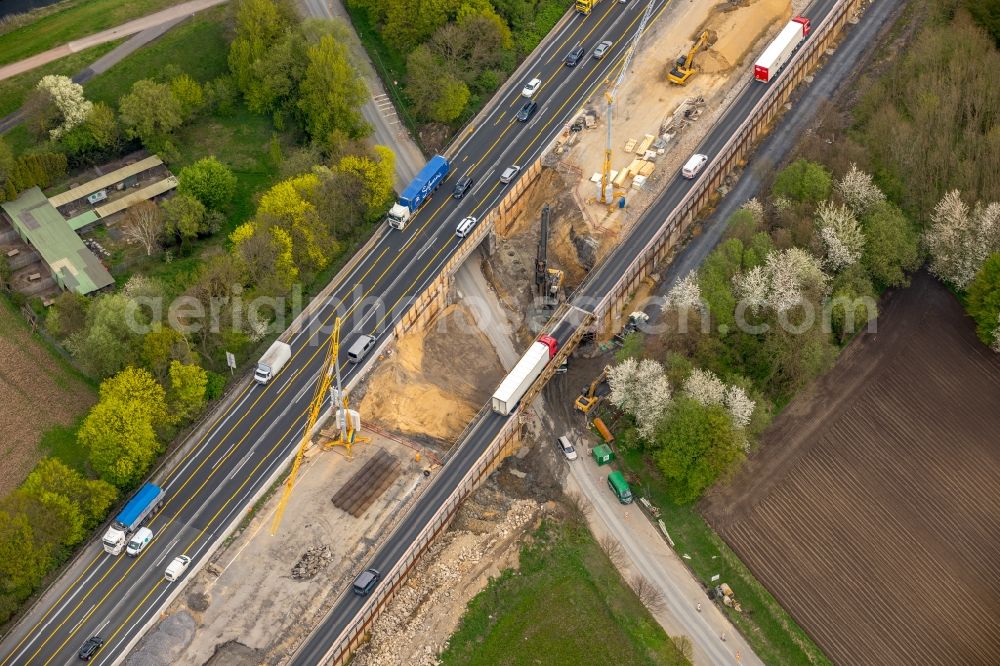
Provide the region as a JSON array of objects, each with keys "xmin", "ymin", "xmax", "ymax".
[
  {"xmin": 702, "ymin": 271, "xmax": 1000, "ymax": 665},
  {"xmin": 0, "ymin": 300, "xmax": 95, "ymax": 495}
]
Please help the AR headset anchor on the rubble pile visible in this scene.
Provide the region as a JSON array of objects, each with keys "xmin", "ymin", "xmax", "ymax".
[
  {"xmin": 291, "ymin": 544, "xmax": 333, "ymax": 580},
  {"xmin": 353, "ymin": 498, "xmax": 540, "ymax": 666}
]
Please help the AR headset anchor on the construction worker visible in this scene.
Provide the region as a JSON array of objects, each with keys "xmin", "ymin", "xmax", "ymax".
[
  {"xmin": 720, "ymin": 632, "xmax": 727, "ymax": 642},
  {"xmin": 696, "ymin": 603, "xmax": 702, "ymax": 613}
]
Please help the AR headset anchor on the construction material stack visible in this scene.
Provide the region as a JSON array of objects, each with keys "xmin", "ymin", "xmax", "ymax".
[{"xmin": 753, "ymin": 17, "xmax": 810, "ymax": 82}]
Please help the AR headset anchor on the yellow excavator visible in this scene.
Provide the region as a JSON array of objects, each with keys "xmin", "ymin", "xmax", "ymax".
[
  {"xmin": 574, "ymin": 365, "xmax": 611, "ymax": 414},
  {"xmin": 668, "ymin": 30, "xmax": 710, "ymax": 85}
]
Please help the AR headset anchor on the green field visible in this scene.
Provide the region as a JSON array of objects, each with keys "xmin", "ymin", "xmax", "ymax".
[
  {"xmin": 0, "ymin": 0, "xmax": 194, "ymax": 68},
  {"xmin": 440, "ymin": 519, "xmax": 689, "ymax": 666},
  {"xmin": 83, "ymin": 6, "xmax": 229, "ymax": 106},
  {"xmin": 0, "ymin": 40, "xmax": 118, "ymax": 117},
  {"xmin": 617, "ymin": 449, "xmax": 830, "ymax": 665}
]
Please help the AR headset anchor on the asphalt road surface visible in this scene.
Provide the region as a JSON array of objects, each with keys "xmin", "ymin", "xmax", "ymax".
[{"xmin": 0, "ymin": 1, "xmax": 688, "ymax": 663}]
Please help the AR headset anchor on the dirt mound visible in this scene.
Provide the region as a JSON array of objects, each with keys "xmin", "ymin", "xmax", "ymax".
[
  {"xmin": 291, "ymin": 544, "xmax": 333, "ymax": 580},
  {"xmin": 703, "ymin": 0, "xmax": 791, "ymax": 73},
  {"xmin": 359, "ymin": 303, "xmax": 504, "ymax": 444}
]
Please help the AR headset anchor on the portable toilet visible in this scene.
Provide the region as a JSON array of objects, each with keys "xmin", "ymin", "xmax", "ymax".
[{"xmin": 592, "ymin": 444, "xmax": 614, "ymax": 466}]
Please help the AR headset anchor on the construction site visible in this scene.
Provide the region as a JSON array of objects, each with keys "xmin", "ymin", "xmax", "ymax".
[{"xmin": 129, "ymin": 0, "xmax": 807, "ymax": 662}]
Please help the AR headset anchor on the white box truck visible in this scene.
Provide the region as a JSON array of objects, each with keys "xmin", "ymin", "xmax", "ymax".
[
  {"xmin": 491, "ymin": 335, "xmax": 558, "ymax": 415},
  {"xmin": 255, "ymin": 341, "xmax": 291, "ymax": 385},
  {"xmin": 753, "ymin": 16, "xmax": 811, "ymax": 83}
]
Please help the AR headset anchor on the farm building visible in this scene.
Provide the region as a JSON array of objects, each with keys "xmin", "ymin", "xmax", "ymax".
[{"xmin": 0, "ymin": 187, "xmax": 114, "ymax": 295}]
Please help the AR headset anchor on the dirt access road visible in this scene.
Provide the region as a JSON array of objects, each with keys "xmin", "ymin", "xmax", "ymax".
[{"xmin": 702, "ymin": 271, "xmax": 1000, "ymax": 665}]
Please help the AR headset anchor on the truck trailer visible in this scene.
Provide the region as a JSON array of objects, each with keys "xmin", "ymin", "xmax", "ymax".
[
  {"xmin": 491, "ymin": 335, "xmax": 558, "ymax": 415},
  {"xmin": 255, "ymin": 340, "xmax": 292, "ymax": 385},
  {"xmin": 753, "ymin": 16, "xmax": 810, "ymax": 83},
  {"xmin": 387, "ymin": 155, "xmax": 450, "ymax": 229},
  {"xmin": 103, "ymin": 482, "xmax": 165, "ymax": 555}
]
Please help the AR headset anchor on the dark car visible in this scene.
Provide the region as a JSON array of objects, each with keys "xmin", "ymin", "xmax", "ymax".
[
  {"xmin": 564, "ymin": 44, "xmax": 585, "ymax": 67},
  {"xmin": 352, "ymin": 568, "xmax": 381, "ymax": 596},
  {"xmin": 452, "ymin": 175, "xmax": 474, "ymax": 199},
  {"xmin": 516, "ymin": 100, "xmax": 538, "ymax": 123},
  {"xmin": 78, "ymin": 636, "xmax": 104, "ymax": 661}
]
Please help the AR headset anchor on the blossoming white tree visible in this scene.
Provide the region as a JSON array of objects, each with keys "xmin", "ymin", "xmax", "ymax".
[
  {"xmin": 723, "ymin": 385, "xmax": 755, "ymax": 428},
  {"xmin": 734, "ymin": 248, "xmax": 828, "ymax": 314},
  {"xmin": 608, "ymin": 358, "xmax": 672, "ymax": 438},
  {"xmin": 835, "ymin": 163, "xmax": 885, "ymax": 215},
  {"xmin": 683, "ymin": 368, "xmax": 725, "ymax": 406},
  {"xmin": 37, "ymin": 75, "xmax": 93, "ymax": 140},
  {"xmin": 924, "ymin": 190, "xmax": 1000, "ymax": 289},
  {"xmin": 815, "ymin": 201, "xmax": 864, "ymax": 271},
  {"xmin": 740, "ymin": 197, "xmax": 765, "ymax": 225},
  {"xmin": 666, "ymin": 270, "xmax": 702, "ymax": 310}
]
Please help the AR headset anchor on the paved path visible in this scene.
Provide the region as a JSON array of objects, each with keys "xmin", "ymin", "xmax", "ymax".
[
  {"xmin": 566, "ymin": 460, "xmax": 762, "ymax": 665},
  {"xmin": 299, "ymin": 0, "xmax": 425, "ymax": 191},
  {"xmin": 0, "ymin": 0, "xmax": 228, "ymax": 83}
]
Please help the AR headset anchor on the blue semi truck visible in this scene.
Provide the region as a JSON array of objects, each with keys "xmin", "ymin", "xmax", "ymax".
[
  {"xmin": 102, "ymin": 482, "xmax": 165, "ymax": 555},
  {"xmin": 386, "ymin": 155, "xmax": 450, "ymax": 229}
]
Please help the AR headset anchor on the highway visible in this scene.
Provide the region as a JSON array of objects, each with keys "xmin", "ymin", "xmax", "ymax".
[
  {"xmin": 292, "ymin": 0, "xmax": 845, "ymax": 662},
  {"xmin": 0, "ymin": 1, "xmax": 680, "ymax": 663}
]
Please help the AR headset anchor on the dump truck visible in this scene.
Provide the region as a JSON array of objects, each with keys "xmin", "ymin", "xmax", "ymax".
[
  {"xmin": 254, "ymin": 340, "xmax": 291, "ymax": 385},
  {"xmin": 491, "ymin": 335, "xmax": 558, "ymax": 415},
  {"xmin": 103, "ymin": 482, "xmax": 164, "ymax": 555},
  {"xmin": 387, "ymin": 155, "xmax": 450, "ymax": 229},
  {"xmin": 753, "ymin": 16, "xmax": 810, "ymax": 82},
  {"xmin": 575, "ymin": 0, "xmax": 603, "ymax": 15}
]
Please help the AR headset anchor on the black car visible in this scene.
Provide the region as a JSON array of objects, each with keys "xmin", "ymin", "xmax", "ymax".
[
  {"xmin": 516, "ymin": 100, "xmax": 538, "ymax": 123},
  {"xmin": 78, "ymin": 636, "xmax": 104, "ymax": 661},
  {"xmin": 352, "ymin": 568, "xmax": 381, "ymax": 596},
  {"xmin": 564, "ymin": 44, "xmax": 585, "ymax": 67},
  {"xmin": 452, "ymin": 175, "xmax": 474, "ymax": 199}
]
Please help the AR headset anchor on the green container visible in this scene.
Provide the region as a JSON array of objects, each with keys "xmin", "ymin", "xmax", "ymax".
[{"xmin": 592, "ymin": 444, "xmax": 614, "ymax": 466}]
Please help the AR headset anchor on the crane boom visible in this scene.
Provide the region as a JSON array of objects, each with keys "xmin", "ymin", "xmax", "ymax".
[
  {"xmin": 600, "ymin": 0, "xmax": 656, "ymax": 203},
  {"xmin": 271, "ymin": 319, "xmax": 342, "ymax": 535}
]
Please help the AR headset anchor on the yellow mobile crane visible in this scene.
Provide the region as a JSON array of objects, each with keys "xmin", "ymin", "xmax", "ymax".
[
  {"xmin": 599, "ymin": 0, "xmax": 656, "ymax": 204},
  {"xmin": 271, "ymin": 317, "xmax": 367, "ymax": 534},
  {"xmin": 667, "ymin": 30, "xmax": 710, "ymax": 85}
]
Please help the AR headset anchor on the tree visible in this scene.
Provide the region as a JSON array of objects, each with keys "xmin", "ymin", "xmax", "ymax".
[
  {"xmin": 607, "ymin": 358, "xmax": 672, "ymax": 439},
  {"xmin": 924, "ymin": 190, "xmax": 1000, "ymax": 289},
  {"xmin": 21, "ymin": 458, "xmax": 118, "ymax": 542},
  {"xmin": 168, "ymin": 361, "xmax": 208, "ymax": 422},
  {"xmin": 45, "ymin": 291, "xmax": 89, "ymax": 340},
  {"xmin": 178, "ymin": 157, "xmax": 237, "ymax": 210},
  {"xmin": 724, "ymin": 385, "xmax": 755, "ymax": 429},
  {"xmin": 966, "ymin": 253, "xmax": 1000, "ymax": 348},
  {"xmin": 141, "ymin": 325, "xmax": 194, "ymax": 380},
  {"xmin": 860, "ymin": 201, "xmax": 920, "ymax": 289},
  {"xmin": 336, "ymin": 146, "xmax": 395, "ymax": 217},
  {"xmin": 815, "ymin": 201, "xmax": 864, "ymax": 272},
  {"xmin": 630, "ymin": 575, "xmax": 666, "ymax": 613},
  {"xmin": 118, "ymin": 79, "xmax": 183, "ymax": 149},
  {"xmin": 36, "ymin": 75, "xmax": 93, "ymax": 140},
  {"xmin": 228, "ymin": 0, "xmax": 301, "ymax": 115},
  {"xmin": 162, "ymin": 193, "xmax": 207, "ymax": 243},
  {"xmin": 22, "ymin": 87, "xmax": 60, "ymax": 141},
  {"xmin": 99, "ymin": 366, "xmax": 169, "ymax": 429},
  {"xmin": 169, "ymin": 74, "xmax": 204, "ymax": 120},
  {"xmin": 257, "ymin": 173, "xmax": 332, "ymax": 274},
  {"xmin": 79, "ymin": 399, "xmax": 161, "ymax": 488},
  {"xmin": 652, "ymin": 397, "xmax": 744, "ymax": 504},
  {"xmin": 121, "ymin": 201, "xmax": 164, "ymax": 256},
  {"xmin": 836, "ymin": 163, "xmax": 885, "ymax": 215},
  {"xmin": 683, "ymin": 368, "xmax": 725, "ymax": 406},
  {"xmin": 67, "ymin": 293, "xmax": 145, "ymax": 378},
  {"xmin": 666, "ymin": 270, "xmax": 702, "ymax": 310},
  {"xmin": 772, "ymin": 159, "xmax": 832, "ymax": 204},
  {"xmin": 406, "ymin": 45, "xmax": 470, "ymax": 123},
  {"xmin": 298, "ymin": 35, "xmax": 369, "ymax": 140},
  {"xmin": 0, "ymin": 507, "xmax": 52, "ymax": 620},
  {"xmin": 734, "ymin": 248, "xmax": 828, "ymax": 314}
]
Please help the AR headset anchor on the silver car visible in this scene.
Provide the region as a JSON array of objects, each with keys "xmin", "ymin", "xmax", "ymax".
[{"xmin": 593, "ymin": 40, "xmax": 612, "ymax": 59}]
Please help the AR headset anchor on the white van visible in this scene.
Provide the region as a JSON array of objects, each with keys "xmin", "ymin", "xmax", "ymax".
[
  {"xmin": 165, "ymin": 555, "xmax": 191, "ymax": 582},
  {"xmin": 456, "ymin": 216, "xmax": 478, "ymax": 238},
  {"xmin": 347, "ymin": 334, "xmax": 375, "ymax": 363},
  {"xmin": 681, "ymin": 153, "xmax": 709, "ymax": 179},
  {"xmin": 125, "ymin": 527, "xmax": 153, "ymax": 557},
  {"xmin": 557, "ymin": 435, "xmax": 578, "ymax": 461}
]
